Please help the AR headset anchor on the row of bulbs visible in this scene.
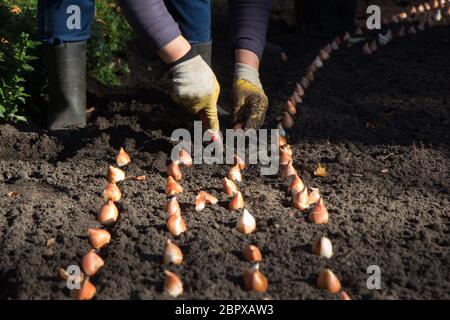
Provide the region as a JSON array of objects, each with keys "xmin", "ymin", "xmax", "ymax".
[
  {"xmin": 58, "ymin": 148, "xmax": 132, "ymax": 299},
  {"xmin": 275, "ymin": 0, "xmax": 449, "ymax": 299},
  {"xmin": 59, "ymin": 0, "xmax": 446, "ymax": 300},
  {"xmin": 362, "ymin": 0, "xmax": 450, "ymax": 55}
]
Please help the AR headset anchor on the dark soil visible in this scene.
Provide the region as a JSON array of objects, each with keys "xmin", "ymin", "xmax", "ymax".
[{"xmin": 1, "ymin": 5, "xmax": 450, "ymax": 300}]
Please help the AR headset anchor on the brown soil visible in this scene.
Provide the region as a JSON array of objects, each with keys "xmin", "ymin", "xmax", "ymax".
[{"xmin": 1, "ymin": 4, "xmax": 449, "ymax": 300}]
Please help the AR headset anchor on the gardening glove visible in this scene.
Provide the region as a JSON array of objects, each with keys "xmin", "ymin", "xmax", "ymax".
[
  {"xmin": 232, "ymin": 63, "xmax": 269, "ymax": 130},
  {"xmin": 159, "ymin": 55, "xmax": 220, "ymax": 131}
]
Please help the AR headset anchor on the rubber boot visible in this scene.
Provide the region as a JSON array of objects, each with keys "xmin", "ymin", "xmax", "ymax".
[
  {"xmin": 190, "ymin": 41, "xmax": 212, "ymax": 67},
  {"xmin": 44, "ymin": 41, "xmax": 87, "ymax": 130}
]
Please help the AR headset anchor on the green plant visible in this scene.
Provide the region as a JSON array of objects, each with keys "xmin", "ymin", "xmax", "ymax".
[
  {"xmin": 0, "ymin": 3, "xmax": 39, "ymax": 121},
  {"xmin": 0, "ymin": 33, "xmax": 38, "ymax": 121},
  {"xmin": 88, "ymin": 1, "xmax": 132, "ymax": 85},
  {"xmin": 0, "ymin": 1, "xmax": 133, "ymax": 121}
]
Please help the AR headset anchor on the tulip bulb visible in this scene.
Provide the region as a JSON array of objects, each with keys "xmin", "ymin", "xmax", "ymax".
[
  {"xmin": 425, "ymin": 2, "xmax": 431, "ymax": 10},
  {"xmin": 314, "ymin": 56, "xmax": 324, "ymax": 68},
  {"xmin": 282, "ymin": 111, "xmax": 294, "ymax": 129},
  {"xmin": 295, "ymin": 83, "xmax": 305, "ymax": 97},
  {"xmin": 234, "ymin": 154, "xmax": 247, "ymax": 170},
  {"xmin": 308, "ymin": 198, "xmax": 329, "ymax": 224},
  {"xmin": 229, "ymin": 191, "xmax": 244, "ymax": 211},
  {"xmin": 165, "ymin": 176, "xmax": 183, "ymax": 195},
  {"xmin": 319, "ymin": 49, "xmax": 330, "ymax": 61},
  {"xmin": 398, "ymin": 12, "xmax": 408, "ymax": 20},
  {"xmin": 164, "ymin": 270, "xmax": 183, "ymax": 297},
  {"xmin": 331, "ymin": 40, "xmax": 339, "ymax": 50},
  {"xmin": 237, "ymin": 209, "xmax": 256, "ymax": 234},
  {"xmin": 335, "ymin": 35, "xmax": 343, "ymax": 45},
  {"xmin": 281, "ymin": 160, "xmax": 297, "ymax": 179},
  {"xmin": 82, "ymin": 250, "xmax": 104, "ymax": 276},
  {"xmin": 317, "ymin": 268, "xmax": 341, "ymax": 293},
  {"xmin": 340, "ymin": 291, "xmax": 351, "ymax": 300},
  {"xmin": 324, "ymin": 43, "xmax": 332, "ymax": 54},
  {"xmin": 308, "ymin": 187, "xmax": 321, "ymax": 205},
  {"xmin": 300, "ymin": 77, "xmax": 310, "ymax": 89},
  {"xmin": 288, "ymin": 174, "xmax": 304, "ymax": 195},
  {"xmin": 227, "ymin": 164, "xmax": 242, "ymax": 182},
  {"xmin": 292, "ymin": 187, "xmax": 309, "ymax": 211},
  {"xmin": 234, "ymin": 122, "xmax": 244, "ymax": 130},
  {"xmin": 385, "ymin": 29, "xmax": 393, "ymax": 40},
  {"xmin": 410, "ymin": 6, "xmax": 417, "ymax": 14},
  {"xmin": 115, "ymin": 147, "xmax": 131, "ymax": 167},
  {"xmin": 243, "ymin": 264, "xmax": 268, "ymax": 292},
  {"xmin": 178, "ymin": 148, "xmax": 193, "ymax": 167},
  {"xmin": 306, "ymin": 63, "xmax": 317, "ymax": 74},
  {"xmin": 98, "ymin": 200, "xmax": 119, "ymax": 226},
  {"xmin": 362, "ymin": 43, "xmax": 372, "ymax": 56},
  {"xmin": 163, "ymin": 239, "xmax": 183, "ymax": 264},
  {"xmin": 166, "ymin": 214, "xmax": 187, "ymax": 236},
  {"xmin": 435, "ymin": 9, "xmax": 442, "ymax": 21},
  {"xmin": 242, "ymin": 244, "xmax": 262, "ymax": 262},
  {"xmin": 306, "ymin": 70, "xmax": 315, "ymax": 82},
  {"xmin": 72, "ymin": 277, "xmax": 96, "ymax": 300},
  {"xmin": 343, "ymin": 32, "xmax": 351, "ymax": 41},
  {"xmin": 355, "ymin": 27, "xmax": 363, "ymax": 35},
  {"xmin": 312, "ymin": 236, "xmax": 333, "ymax": 259},
  {"xmin": 278, "ymin": 135, "xmax": 287, "ymax": 147},
  {"xmin": 290, "ymin": 91, "xmax": 302, "ymax": 104},
  {"xmin": 223, "ymin": 177, "xmax": 238, "ymax": 196},
  {"xmin": 103, "ymin": 182, "xmax": 121, "ymax": 202},
  {"xmin": 407, "ymin": 25, "xmax": 417, "ymax": 34},
  {"xmin": 195, "ymin": 191, "xmax": 218, "ymax": 211},
  {"xmin": 107, "ymin": 165, "xmax": 125, "ymax": 183},
  {"xmin": 279, "ymin": 146, "xmax": 293, "ymax": 166},
  {"xmin": 286, "ymin": 100, "xmax": 297, "ymax": 115},
  {"xmin": 88, "ymin": 228, "xmax": 111, "ymax": 249},
  {"xmin": 166, "ymin": 196, "xmax": 181, "ymax": 217},
  {"xmin": 167, "ymin": 161, "xmax": 182, "ymax": 181},
  {"xmin": 277, "ymin": 122, "xmax": 286, "ymax": 137},
  {"xmin": 418, "ymin": 4, "xmax": 425, "ymax": 12}
]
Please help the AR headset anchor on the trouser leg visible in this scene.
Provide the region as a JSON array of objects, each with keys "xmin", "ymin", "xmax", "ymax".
[
  {"xmin": 38, "ymin": 0, "xmax": 94, "ymax": 130},
  {"xmin": 165, "ymin": 0, "xmax": 212, "ymax": 66}
]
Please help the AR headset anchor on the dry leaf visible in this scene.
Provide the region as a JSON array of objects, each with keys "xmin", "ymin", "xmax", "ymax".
[
  {"xmin": 314, "ymin": 164, "xmax": 327, "ymax": 177},
  {"xmin": 129, "ymin": 175, "xmax": 146, "ymax": 181},
  {"xmin": 7, "ymin": 191, "xmax": 19, "ymax": 198},
  {"xmin": 46, "ymin": 238, "xmax": 56, "ymax": 247}
]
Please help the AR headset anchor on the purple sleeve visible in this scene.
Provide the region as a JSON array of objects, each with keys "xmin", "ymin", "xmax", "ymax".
[
  {"xmin": 229, "ymin": 0, "xmax": 272, "ymax": 60},
  {"xmin": 118, "ymin": 0, "xmax": 181, "ymax": 50}
]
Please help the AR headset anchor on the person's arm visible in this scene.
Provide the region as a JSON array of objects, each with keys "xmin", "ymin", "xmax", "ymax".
[
  {"xmin": 229, "ymin": 0, "xmax": 272, "ymax": 68},
  {"xmin": 229, "ymin": 0, "xmax": 272, "ymax": 130},
  {"xmin": 118, "ymin": 0, "xmax": 220, "ymax": 131},
  {"xmin": 118, "ymin": 0, "xmax": 190, "ymax": 63}
]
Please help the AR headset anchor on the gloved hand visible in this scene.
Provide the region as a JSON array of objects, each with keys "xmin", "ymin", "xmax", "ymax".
[
  {"xmin": 159, "ymin": 55, "xmax": 220, "ymax": 130},
  {"xmin": 232, "ymin": 63, "xmax": 268, "ymax": 130}
]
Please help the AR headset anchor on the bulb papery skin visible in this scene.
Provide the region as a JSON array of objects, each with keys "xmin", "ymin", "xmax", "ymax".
[{"xmin": 237, "ymin": 209, "xmax": 256, "ymax": 234}]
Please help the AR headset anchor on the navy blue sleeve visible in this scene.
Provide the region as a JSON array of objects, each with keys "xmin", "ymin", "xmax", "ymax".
[
  {"xmin": 229, "ymin": 0, "xmax": 272, "ymax": 60},
  {"xmin": 117, "ymin": 0, "xmax": 181, "ymax": 50}
]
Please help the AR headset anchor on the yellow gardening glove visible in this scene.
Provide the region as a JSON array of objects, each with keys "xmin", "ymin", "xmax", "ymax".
[
  {"xmin": 232, "ymin": 63, "xmax": 268, "ymax": 130},
  {"xmin": 159, "ymin": 55, "xmax": 220, "ymax": 131}
]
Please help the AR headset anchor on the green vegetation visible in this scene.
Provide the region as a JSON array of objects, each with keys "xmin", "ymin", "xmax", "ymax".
[{"xmin": 0, "ymin": 1, "xmax": 133, "ymax": 121}]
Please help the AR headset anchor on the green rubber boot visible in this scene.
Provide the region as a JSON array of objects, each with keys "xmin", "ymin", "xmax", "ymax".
[{"xmin": 44, "ymin": 41, "xmax": 87, "ymax": 130}]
